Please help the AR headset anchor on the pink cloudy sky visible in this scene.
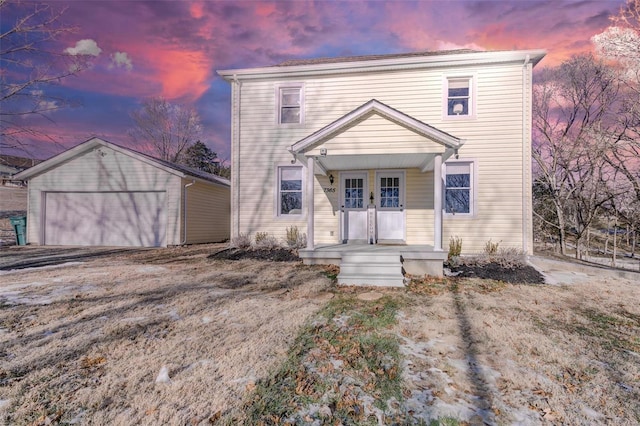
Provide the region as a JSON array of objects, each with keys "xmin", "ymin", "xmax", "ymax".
[{"xmin": 1, "ymin": 0, "xmax": 627, "ymax": 160}]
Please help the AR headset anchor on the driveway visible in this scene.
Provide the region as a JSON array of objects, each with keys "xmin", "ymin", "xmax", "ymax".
[{"xmin": 0, "ymin": 246, "xmax": 149, "ymax": 271}]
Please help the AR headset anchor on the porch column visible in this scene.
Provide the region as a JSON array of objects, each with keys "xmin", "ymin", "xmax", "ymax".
[
  {"xmin": 433, "ymin": 154, "xmax": 443, "ymax": 251},
  {"xmin": 306, "ymin": 156, "xmax": 315, "ymax": 250}
]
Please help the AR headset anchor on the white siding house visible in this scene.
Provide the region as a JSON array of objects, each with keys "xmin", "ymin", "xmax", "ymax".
[
  {"xmin": 15, "ymin": 138, "xmax": 230, "ymax": 247},
  {"xmin": 218, "ymin": 49, "xmax": 545, "ymax": 281}
]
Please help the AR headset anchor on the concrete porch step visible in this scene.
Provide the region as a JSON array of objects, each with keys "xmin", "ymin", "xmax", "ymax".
[{"xmin": 337, "ymin": 252, "xmax": 405, "ymax": 287}]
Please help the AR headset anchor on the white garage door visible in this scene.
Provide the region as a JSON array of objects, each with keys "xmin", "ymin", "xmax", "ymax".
[{"xmin": 44, "ymin": 191, "xmax": 167, "ymax": 247}]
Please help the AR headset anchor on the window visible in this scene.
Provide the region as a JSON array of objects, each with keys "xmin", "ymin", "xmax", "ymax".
[
  {"xmin": 278, "ymin": 166, "xmax": 302, "ymax": 215},
  {"xmin": 446, "ymin": 77, "xmax": 472, "ymax": 117},
  {"xmin": 444, "ymin": 161, "xmax": 475, "ymax": 215},
  {"xmin": 278, "ymin": 86, "xmax": 303, "ymax": 124}
]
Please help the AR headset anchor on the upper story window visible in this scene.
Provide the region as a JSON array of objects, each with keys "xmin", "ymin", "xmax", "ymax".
[
  {"xmin": 278, "ymin": 84, "xmax": 304, "ymax": 125},
  {"xmin": 445, "ymin": 77, "xmax": 474, "ymax": 118},
  {"xmin": 444, "ymin": 160, "xmax": 476, "ymax": 216}
]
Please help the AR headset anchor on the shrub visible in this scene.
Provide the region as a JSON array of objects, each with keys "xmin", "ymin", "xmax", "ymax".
[
  {"xmin": 494, "ymin": 247, "xmax": 526, "ymax": 268},
  {"xmin": 484, "ymin": 239, "xmax": 500, "ymax": 254},
  {"xmin": 448, "ymin": 236, "xmax": 462, "ymax": 260},
  {"xmin": 459, "ymin": 247, "xmax": 526, "ymax": 269},
  {"xmin": 285, "ymin": 226, "xmax": 307, "ymax": 249},
  {"xmin": 230, "ymin": 233, "xmax": 251, "ymax": 249},
  {"xmin": 254, "ymin": 234, "xmax": 281, "ymax": 250},
  {"xmin": 254, "ymin": 232, "xmax": 269, "ymax": 244}
]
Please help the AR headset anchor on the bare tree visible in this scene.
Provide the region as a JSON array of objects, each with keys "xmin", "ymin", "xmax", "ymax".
[
  {"xmin": 129, "ymin": 98, "xmax": 203, "ymax": 163},
  {"xmin": 592, "ymin": 0, "xmax": 640, "ymax": 255},
  {"xmin": 532, "ymin": 55, "xmax": 621, "ymax": 257},
  {"xmin": 0, "ymin": 0, "xmax": 93, "ymax": 151}
]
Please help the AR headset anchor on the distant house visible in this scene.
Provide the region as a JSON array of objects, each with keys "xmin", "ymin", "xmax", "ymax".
[
  {"xmin": 1, "ymin": 154, "xmax": 42, "ymax": 185},
  {"xmin": 218, "ymin": 49, "xmax": 545, "ymax": 285},
  {"xmin": 14, "ymin": 137, "xmax": 230, "ymax": 247}
]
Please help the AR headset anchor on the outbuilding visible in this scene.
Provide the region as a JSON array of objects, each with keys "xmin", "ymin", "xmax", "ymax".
[{"xmin": 14, "ymin": 137, "xmax": 230, "ymax": 247}]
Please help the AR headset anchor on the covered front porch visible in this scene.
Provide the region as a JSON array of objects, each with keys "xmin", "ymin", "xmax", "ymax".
[{"xmin": 288, "ymin": 99, "xmax": 463, "ymax": 284}]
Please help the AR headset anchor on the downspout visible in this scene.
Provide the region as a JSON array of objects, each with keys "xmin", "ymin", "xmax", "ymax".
[
  {"xmin": 231, "ymin": 74, "xmax": 242, "ymax": 239},
  {"xmin": 181, "ymin": 180, "xmax": 195, "ymax": 245},
  {"xmin": 522, "ymin": 54, "xmax": 531, "ymax": 254}
]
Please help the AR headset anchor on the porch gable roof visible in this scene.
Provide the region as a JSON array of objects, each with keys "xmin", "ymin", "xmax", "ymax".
[
  {"xmin": 290, "ymin": 99, "xmax": 463, "ymax": 155},
  {"xmin": 289, "ymin": 99, "xmax": 464, "ymax": 174}
]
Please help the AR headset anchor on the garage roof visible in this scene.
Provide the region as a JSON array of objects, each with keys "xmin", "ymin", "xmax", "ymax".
[{"xmin": 14, "ymin": 137, "xmax": 230, "ymax": 187}]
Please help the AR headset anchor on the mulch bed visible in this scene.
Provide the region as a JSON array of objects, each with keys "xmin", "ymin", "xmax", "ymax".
[
  {"xmin": 209, "ymin": 248, "xmax": 545, "ymax": 284},
  {"xmin": 447, "ymin": 262, "xmax": 545, "ymax": 284},
  {"xmin": 208, "ymin": 247, "xmax": 300, "ymax": 262}
]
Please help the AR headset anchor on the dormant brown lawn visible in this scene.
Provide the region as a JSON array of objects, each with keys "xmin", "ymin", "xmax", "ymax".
[{"xmin": 1, "ymin": 245, "xmax": 638, "ymax": 425}]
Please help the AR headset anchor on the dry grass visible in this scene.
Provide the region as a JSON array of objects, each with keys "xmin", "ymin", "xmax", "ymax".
[
  {"xmin": 400, "ymin": 276, "xmax": 640, "ymax": 424},
  {"xmin": 1, "ymin": 246, "xmax": 639, "ymax": 425},
  {"xmin": 0, "ymin": 245, "xmax": 333, "ymax": 425}
]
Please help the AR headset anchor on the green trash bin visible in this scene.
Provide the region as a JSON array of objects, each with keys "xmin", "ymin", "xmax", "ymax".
[{"xmin": 10, "ymin": 216, "xmax": 27, "ymax": 246}]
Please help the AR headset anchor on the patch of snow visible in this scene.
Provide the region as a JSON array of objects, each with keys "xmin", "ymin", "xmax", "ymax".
[
  {"xmin": 398, "ymin": 335, "xmax": 439, "ymax": 361},
  {"xmin": 120, "ymin": 316, "xmax": 146, "ymax": 323},
  {"xmin": 332, "ymin": 314, "xmax": 350, "ymax": 329},
  {"xmin": 155, "ymin": 366, "xmax": 171, "ymax": 383},
  {"xmin": 0, "ymin": 292, "xmax": 52, "ymax": 305},
  {"xmin": 329, "ymin": 357, "xmax": 344, "ymax": 370},
  {"xmin": 67, "ymin": 409, "xmax": 86, "ymax": 424},
  {"xmin": 0, "ymin": 399, "xmax": 10, "ymax": 410},
  {"xmin": 168, "ymin": 309, "xmax": 181, "ymax": 321},
  {"xmin": 137, "ymin": 266, "xmax": 167, "ymax": 274},
  {"xmin": 201, "ymin": 316, "xmax": 212, "ymax": 324},
  {"xmin": 581, "ymin": 404, "xmax": 605, "ymax": 420},
  {"xmin": 510, "ymin": 407, "xmax": 542, "ymax": 425}
]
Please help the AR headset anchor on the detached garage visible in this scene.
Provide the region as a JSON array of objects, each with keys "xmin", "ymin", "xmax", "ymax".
[{"xmin": 15, "ymin": 138, "xmax": 230, "ymax": 247}]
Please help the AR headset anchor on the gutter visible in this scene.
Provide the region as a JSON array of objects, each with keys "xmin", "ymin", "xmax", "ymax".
[
  {"xmin": 181, "ymin": 180, "xmax": 195, "ymax": 245},
  {"xmin": 218, "ymin": 50, "xmax": 547, "ymax": 82}
]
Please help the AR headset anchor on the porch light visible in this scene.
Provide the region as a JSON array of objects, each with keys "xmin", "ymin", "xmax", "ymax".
[{"xmin": 329, "ymin": 174, "xmax": 334, "ymax": 185}]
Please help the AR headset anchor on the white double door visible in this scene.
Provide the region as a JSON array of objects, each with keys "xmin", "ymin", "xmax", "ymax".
[{"xmin": 340, "ymin": 171, "xmax": 405, "ymax": 243}]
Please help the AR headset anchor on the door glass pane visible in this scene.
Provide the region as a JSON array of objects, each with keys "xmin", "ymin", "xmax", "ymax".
[
  {"xmin": 380, "ymin": 176, "xmax": 400, "ymax": 209},
  {"xmin": 344, "ymin": 178, "xmax": 363, "ymax": 209}
]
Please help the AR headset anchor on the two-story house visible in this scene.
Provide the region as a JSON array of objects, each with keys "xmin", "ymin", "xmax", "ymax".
[{"xmin": 218, "ymin": 49, "xmax": 546, "ymax": 286}]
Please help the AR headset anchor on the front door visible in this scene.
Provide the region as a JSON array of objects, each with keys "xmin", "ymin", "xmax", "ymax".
[
  {"xmin": 376, "ymin": 171, "xmax": 405, "ymax": 242},
  {"xmin": 341, "ymin": 172, "xmax": 368, "ymax": 243}
]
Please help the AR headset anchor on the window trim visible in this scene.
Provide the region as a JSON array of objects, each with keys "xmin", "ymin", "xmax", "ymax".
[
  {"xmin": 443, "ymin": 75, "xmax": 476, "ymax": 120},
  {"xmin": 274, "ymin": 163, "xmax": 305, "ymax": 218},
  {"xmin": 276, "ymin": 83, "xmax": 305, "ymax": 126},
  {"xmin": 442, "ymin": 159, "xmax": 478, "ymax": 218}
]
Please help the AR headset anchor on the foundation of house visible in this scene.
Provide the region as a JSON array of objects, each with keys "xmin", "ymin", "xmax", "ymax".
[{"xmin": 299, "ymin": 244, "xmax": 448, "ymax": 286}]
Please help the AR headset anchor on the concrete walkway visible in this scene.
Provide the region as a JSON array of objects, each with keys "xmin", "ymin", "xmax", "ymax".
[{"xmin": 528, "ymin": 255, "xmax": 640, "ymax": 285}]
